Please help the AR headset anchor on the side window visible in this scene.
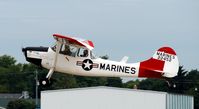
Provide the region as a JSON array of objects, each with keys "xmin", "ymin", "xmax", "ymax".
[
  {"xmin": 59, "ymin": 44, "xmax": 78, "ymax": 57},
  {"xmin": 90, "ymin": 51, "xmax": 96, "ymax": 59},
  {"xmin": 60, "ymin": 45, "xmax": 72, "ymax": 55},
  {"xmin": 70, "ymin": 46, "xmax": 78, "ymax": 57},
  {"xmin": 78, "ymin": 48, "xmax": 88, "ymax": 57}
]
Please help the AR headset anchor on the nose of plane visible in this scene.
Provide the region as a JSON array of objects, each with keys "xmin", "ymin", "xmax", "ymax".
[
  {"xmin": 22, "ymin": 47, "xmax": 48, "ymax": 67},
  {"xmin": 22, "ymin": 48, "xmax": 26, "ymax": 52}
]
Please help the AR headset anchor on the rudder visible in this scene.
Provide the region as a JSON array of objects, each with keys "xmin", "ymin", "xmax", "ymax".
[
  {"xmin": 139, "ymin": 47, "xmax": 179, "ymax": 78},
  {"xmin": 153, "ymin": 47, "xmax": 179, "ymax": 78}
]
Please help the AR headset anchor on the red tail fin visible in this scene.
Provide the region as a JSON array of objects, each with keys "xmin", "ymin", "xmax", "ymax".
[{"xmin": 138, "ymin": 47, "xmax": 179, "ymax": 78}]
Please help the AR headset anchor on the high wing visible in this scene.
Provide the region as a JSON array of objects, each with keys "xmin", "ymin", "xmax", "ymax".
[{"xmin": 53, "ymin": 34, "xmax": 94, "ymax": 50}]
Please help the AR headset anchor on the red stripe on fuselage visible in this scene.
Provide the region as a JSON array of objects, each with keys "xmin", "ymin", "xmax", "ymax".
[{"xmin": 138, "ymin": 58, "xmax": 165, "ymax": 78}]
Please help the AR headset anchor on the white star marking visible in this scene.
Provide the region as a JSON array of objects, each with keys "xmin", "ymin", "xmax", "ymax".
[{"xmin": 83, "ymin": 60, "xmax": 92, "ymax": 69}]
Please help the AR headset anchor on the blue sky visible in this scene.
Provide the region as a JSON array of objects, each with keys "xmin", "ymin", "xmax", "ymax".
[{"xmin": 0, "ymin": 0, "xmax": 199, "ymax": 72}]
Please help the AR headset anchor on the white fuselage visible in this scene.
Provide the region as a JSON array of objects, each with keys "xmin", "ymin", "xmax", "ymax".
[
  {"xmin": 23, "ymin": 45, "xmax": 179, "ymax": 79},
  {"xmin": 39, "ymin": 48, "xmax": 140, "ymax": 77}
]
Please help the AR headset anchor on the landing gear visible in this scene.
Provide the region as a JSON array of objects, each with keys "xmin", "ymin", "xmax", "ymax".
[
  {"xmin": 39, "ymin": 40, "xmax": 61, "ymax": 87},
  {"xmin": 40, "ymin": 68, "xmax": 54, "ymax": 87},
  {"xmin": 39, "ymin": 78, "xmax": 52, "ymax": 87},
  {"xmin": 39, "ymin": 68, "xmax": 55, "ymax": 87}
]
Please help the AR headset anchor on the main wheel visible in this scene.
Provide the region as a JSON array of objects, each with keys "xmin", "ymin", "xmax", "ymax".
[{"xmin": 39, "ymin": 78, "xmax": 51, "ymax": 87}]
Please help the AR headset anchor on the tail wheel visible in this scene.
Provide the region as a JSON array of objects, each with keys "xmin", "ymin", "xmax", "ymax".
[{"xmin": 164, "ymin": 78, "xmax": 176, "ymax": 88}]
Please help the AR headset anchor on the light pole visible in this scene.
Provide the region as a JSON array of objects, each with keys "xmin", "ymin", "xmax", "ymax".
[{"xmin": 35, "ymin": 70, "xmax": 40, "ymax": 109}]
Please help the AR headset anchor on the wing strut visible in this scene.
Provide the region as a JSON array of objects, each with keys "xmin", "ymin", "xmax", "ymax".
[{"xmin": 46, "ymin": 40, "xmax": 61, "ymax": 79}]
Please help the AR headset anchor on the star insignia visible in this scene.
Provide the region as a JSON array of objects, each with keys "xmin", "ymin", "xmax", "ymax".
[{"xmin": 76, "ymin": 59, "xmax": 99, "ymax": 71}]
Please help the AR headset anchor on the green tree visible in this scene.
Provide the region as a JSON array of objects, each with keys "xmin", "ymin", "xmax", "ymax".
[
  {"xmin": 170, "ymin": 66, "xmax": 189, "ymax": 93},
  {"xmin": 0, "ymin": 55, "xmax": 20, "ymax": 73},
  {"xmin": 138, "ymin": 78, "xmax": 168, "ymax": 92},
  {"xmin": 106, "ymin": 77, "xmax": 123, "ymax": 87},
  {"xmin": 76, "ymin": 76, "xmax": 107, "ymax": 87},
  {"xmin": 123, "ymin": 79, "xmax": 140, "ymax": 89},
  {"xmin": 7, "ymin": 99, "xmax": 35, "ymax": 109},
  {"xmin": 0, "ymin": 55, "xmax": 16, "ymax": 68},
  {"xmin": 49, "ymin": 73, "xmax": 78, "ymax": 89},
  {"xmin": 184, "ymin": 69, "xmax": 199, "ymax": 109},
  {"xmin": 0, "ymin": 55, "xmax": 32, "ymax": 93}
]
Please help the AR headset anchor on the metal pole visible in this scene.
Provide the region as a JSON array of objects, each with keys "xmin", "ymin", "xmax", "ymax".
[{"xmin": 35, "ymin": 70, "xmax": 39, "ymax": 109}]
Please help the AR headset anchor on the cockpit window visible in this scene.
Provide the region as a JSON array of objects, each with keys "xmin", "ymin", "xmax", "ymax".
[
  {"xmin": 78, "ymin": 48, "xmax": 88, "ymax": 57},
  {"xmin": 60, "ymin": 45, "xmax": 72, "ymax": 55},
  {"xmin": 51, "ymin": 44, "xmax": 97, "ymax": 59},
  {"xmin": 51, "ymin": 44, "xmax": 78, "ymax": 57}
]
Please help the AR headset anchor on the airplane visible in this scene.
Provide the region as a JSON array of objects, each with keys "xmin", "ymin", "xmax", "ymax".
[{"xmin": 22, "ymin": 34, "xmax": 179, "ymax": 86}]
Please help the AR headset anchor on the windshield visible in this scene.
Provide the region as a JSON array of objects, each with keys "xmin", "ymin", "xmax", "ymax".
[{"xmin": 51, "ymin": 43, "xmax": 57, "ymax": 51}]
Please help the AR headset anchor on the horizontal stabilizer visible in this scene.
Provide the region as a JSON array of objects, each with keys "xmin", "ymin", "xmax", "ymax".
[{"xmin": 120, "ymin": 56, "xmax": 129, "ymax": 63}]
